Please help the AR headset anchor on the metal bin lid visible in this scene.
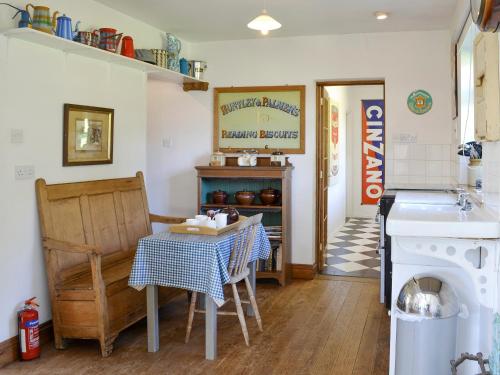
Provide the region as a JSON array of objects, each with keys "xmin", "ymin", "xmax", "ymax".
[{"xmin": 396, "ymin": 276, "xmax": 460, "ymax": 319}]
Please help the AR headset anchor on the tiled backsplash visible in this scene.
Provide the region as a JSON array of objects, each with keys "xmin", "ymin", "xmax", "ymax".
[
  {"xmin": 482, "ymin": 142, "xmax": 500, "ymax": 193},
  {"xmin": 385, "ymin": 143, "xmax": 455, "ymax": 185}
]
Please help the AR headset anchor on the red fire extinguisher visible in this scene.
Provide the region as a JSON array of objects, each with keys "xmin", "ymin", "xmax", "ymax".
[{"xmin": 18, "ymin": 297, "xmax": 40, "ymax": 361}]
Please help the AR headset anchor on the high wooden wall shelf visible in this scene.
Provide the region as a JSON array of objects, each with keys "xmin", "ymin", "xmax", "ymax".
[
  {"xmin": 196, "ymin": 165, "xmax": 293, "ymax": 286},
  {"xmin": 1, "ymin": 28, "xmax": 209, "ymax": 91}
]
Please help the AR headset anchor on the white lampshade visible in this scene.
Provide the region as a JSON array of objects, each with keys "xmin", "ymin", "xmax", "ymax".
[{"xmin": 247, "ymin": 9, "xmax": 282, "ymax": 34}]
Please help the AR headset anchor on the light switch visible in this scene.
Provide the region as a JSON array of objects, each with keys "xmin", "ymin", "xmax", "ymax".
[
  {"xmin": 11, "ymin": 129, "xmax": 24, "ymax": 144},
  {"xmin": 393, "ymin": 133, "xmax": 417, "ymax": 144},
  {"xmin": 162, "ymin": 137, "xmax": 173, "ymax": 148},
  {"xmin": 15, "ymin": 165, "xmax": 35, "ymax": 180}
]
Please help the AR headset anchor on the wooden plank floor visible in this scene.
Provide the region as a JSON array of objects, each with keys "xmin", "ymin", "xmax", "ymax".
[{"xmin": 2, "ymin": 276, "xmax": 389, "ymax": 375}]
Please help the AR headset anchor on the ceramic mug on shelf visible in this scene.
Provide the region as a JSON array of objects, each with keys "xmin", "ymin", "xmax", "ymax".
[
  {"xmin": 180, "ymin": 58, "xmax": 189, "ymax": 75},
  {"xmin": 188, "ymin": 60, "xmax": 207, "ymax": 80},
  {"xmin": 75, "ymin": 30, "xmax": 99, "ymax": 47}
]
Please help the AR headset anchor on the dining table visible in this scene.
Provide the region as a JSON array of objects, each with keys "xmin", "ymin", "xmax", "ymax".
[{"xmin": 128, "ymin": 223, "xmax": 271, "ymax": 360}]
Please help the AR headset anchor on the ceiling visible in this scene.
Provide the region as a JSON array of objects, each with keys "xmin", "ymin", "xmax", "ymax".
[{"xmin": 95, "ymin": 0, "xmax": 458, "ymax": 42}]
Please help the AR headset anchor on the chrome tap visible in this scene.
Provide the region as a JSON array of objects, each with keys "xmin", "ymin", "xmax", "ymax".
[{"xmin": 457, "ymin": 191, "xmax": 472, "ymax": 211}]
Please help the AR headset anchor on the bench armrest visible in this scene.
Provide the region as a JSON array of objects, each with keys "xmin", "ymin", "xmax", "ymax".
[
  {"xmin": 149, "ymin": 213, "xmax": 187, "ymax": 225},
  {"xmin": 43, "ymin": 237, "xmax": 102, "ymax": 255}
]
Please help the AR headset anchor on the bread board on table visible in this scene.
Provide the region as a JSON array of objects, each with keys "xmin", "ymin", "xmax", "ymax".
[{"xmin": 170, "ymin": 216, "xmax": 247, "ymax": 236}]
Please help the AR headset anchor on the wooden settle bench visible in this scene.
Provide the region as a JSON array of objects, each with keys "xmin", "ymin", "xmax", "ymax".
[{"xmin": 35, "ymin": 172, "xmax": 185, "ymax": 356}]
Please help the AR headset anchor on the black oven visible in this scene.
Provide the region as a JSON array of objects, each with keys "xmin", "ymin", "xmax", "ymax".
[{"xmin": 377, "ymin": 189, "xmax": 397, "ymax": 309}]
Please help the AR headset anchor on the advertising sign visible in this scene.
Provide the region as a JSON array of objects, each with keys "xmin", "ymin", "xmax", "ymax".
[
  {"xmin": 361, "ymin": 100, "xmax": 385, "ymax": 205},
  {"xmin": 214, "ymin": 86, "xmax": 305, "ymax": 153}
]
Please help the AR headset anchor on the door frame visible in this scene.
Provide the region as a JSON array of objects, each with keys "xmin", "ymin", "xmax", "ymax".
[{"xmin": 315, "ymin": 80, "xmax": 386, "ymax": 272}]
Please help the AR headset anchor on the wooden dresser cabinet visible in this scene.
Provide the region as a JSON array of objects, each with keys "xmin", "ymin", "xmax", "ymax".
[{"xmin": 196, "ymin": 164, "xmax": 293, "ymax": 286}]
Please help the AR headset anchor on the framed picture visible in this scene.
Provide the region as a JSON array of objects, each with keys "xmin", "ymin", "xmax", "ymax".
[
  {"xmin": 214, "ymin": 85, "xmax": 305, "ymax": 154},
  {"xmin": 63, "ymin": 104, "xmax": 114, "ymax": 166}
]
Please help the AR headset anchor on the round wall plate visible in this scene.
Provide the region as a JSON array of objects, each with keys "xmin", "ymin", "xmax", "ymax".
[{"xmin": 407, "ymin": 89, "xmax": 432, "ymax": 115}]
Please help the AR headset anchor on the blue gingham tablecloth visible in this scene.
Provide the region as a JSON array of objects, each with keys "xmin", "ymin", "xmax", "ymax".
[{"xmin": 128, "ymin": 224, "xmax": 271, "ymax": 306}]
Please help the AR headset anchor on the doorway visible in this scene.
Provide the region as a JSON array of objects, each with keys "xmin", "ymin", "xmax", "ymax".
[{"xmin": 316, "ymin": 81, "xmax": 385, "ymax": 278}]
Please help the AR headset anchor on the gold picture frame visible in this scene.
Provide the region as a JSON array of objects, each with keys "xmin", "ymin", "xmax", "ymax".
[
  {"xmin": 63, "ymin": 104, "xmax": 114, "ymax": 166},
  {"xmin": 214, "ymin": 85, "xmax": 305, "ymax": 154}
]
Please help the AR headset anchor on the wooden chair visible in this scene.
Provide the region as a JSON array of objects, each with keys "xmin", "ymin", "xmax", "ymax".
[
  {"xmin": 36, "ymin": 172, "xmax": 186, "ymax": 356},
  {"xmin": 185, "ymin": 213, "xmax": 264, "ymax": 346}
]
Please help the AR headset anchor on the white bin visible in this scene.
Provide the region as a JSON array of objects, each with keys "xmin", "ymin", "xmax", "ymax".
[{"xmin": 395, "ymin": 277, "xmax": 460, "ymax": 375}]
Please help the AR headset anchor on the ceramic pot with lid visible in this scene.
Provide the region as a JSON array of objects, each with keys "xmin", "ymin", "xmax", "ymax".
[
  {"xmin": 259, "ymin": 188, "xmax": 281, "ymax": 205},
  {"xmin": 235, "ymin": 191, "xmax": 255, "ymax": 206},
  {"xmin": 212, "ymin": 190, "xmax": 228, "ymax": 205},
  {"xmin": 221, "ymin": 207, "xmax": 239, "ymax": 224}
]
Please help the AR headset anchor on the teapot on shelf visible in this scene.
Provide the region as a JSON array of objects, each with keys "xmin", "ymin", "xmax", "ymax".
[
  {"xmin": 237, "ymin": 151, "xmax": 257, "ymax": 167},
  {"xmin": 55, "ymin": 14, "xmax": 80, "ymax": 41},
  {"xmin": 25, "ymin": 3, "xmax": 58, "ymax": 34}
]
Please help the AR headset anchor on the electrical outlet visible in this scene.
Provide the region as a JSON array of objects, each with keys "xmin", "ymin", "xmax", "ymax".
[
  {"xmin": 10, "ymin": 129, "xmax": 24, "ymax": 144},
  {"xmin": 15, "ymin": 165, "xmax": 35, "ymax": 180}
]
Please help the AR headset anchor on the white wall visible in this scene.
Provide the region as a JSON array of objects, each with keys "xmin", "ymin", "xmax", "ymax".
[
  {"xmin": 146, "ymin": 81, "xmax": 211, "ymax": 224},
  {"xmin": 0, "ymin": 0, "xmax": 187, "ymax": 342},
  {"xmin": 325, "ymin": 86, "xmax": 347, "ymax": 235},
  {"xmin": 148, "ymin": 30, "xmax": 453, "ymax": 266},
  {"xmin": 345, "ymin": 85, "xmax": 384, "ymax": 218}
]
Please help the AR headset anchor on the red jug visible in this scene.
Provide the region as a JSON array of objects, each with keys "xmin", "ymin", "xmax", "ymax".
[{"xmin": 121, "ymin": 36, "xmax": 134, "ymax": 58}]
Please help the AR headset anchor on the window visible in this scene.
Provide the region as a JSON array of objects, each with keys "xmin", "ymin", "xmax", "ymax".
[{"xmin": 457, "ymin": 17, "xmax": 480, "ymax": 144}]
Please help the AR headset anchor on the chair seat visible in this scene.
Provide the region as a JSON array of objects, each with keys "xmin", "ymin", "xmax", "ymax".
[
  {"xmin": 228, "ymin": 267, "xmax": 249, "ymax": 284},
  {"xmin": 56, "ymin": 250, "xmax": 136, "ymax": 291}
]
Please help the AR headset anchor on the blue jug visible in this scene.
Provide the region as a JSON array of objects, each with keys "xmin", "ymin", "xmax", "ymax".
[
  {"xmin": 55, "ymin": 14, "xmax": 80, "ymax": 41},
  {"xmin": 0, "ymin": 3, "xmax": 31, "ymax": 28},
  {"xmin": 180, "ymin": 58, "xmax": 189, "ymax": 75},
  {"xmin": 18, "ymin": 10, "xmax": 31, "ymax": 28}
]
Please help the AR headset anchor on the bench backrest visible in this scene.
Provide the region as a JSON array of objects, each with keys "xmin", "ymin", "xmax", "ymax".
[{"xmin": 36, "ymin": 172, "xmax": 152, "ymax": 280}]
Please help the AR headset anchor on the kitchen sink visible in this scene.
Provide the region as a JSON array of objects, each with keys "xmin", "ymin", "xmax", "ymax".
[{"xmin": 387, "ymin": 201, "xmax": 500, "ymax": 239}]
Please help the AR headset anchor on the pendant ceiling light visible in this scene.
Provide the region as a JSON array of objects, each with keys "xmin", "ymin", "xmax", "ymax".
[{"xmin": 247, "ymin": 9, "xmax": 282, "ymax": 35}]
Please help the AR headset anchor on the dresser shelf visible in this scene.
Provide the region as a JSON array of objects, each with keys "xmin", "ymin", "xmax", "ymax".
[
  {"xmin": 1, "ymin": 28, "xmax": 208, "ymax": 91},
  {"xmin": 201, "ymin": 203, "xmax": 282, "ymax": 211},
  {"xmin": 196, "ymin": 165, "xmax": 293, "ymax": 286}
]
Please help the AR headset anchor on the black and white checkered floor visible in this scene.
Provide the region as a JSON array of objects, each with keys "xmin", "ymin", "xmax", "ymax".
[{"xmin": 322, "ymin": 217, "xmax": 380, "ymax": 278}]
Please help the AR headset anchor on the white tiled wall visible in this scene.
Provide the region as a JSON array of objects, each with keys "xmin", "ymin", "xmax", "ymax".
[
  {"xmin": 385, "ymin": 143, "xmax": 456, "ymax": 185},
  {"xmin": 482, "ymin": 142, "xmax": 500, "ymax": 193}
]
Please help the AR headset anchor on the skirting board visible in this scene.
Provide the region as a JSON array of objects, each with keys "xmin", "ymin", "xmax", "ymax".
[
  {"xmin": 0, "ymin": 321, "xmax": 53, "ymax": 368},
  {"xmin": 291, "ymin": 263, "xmax": 317, "ymax": 280}
]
